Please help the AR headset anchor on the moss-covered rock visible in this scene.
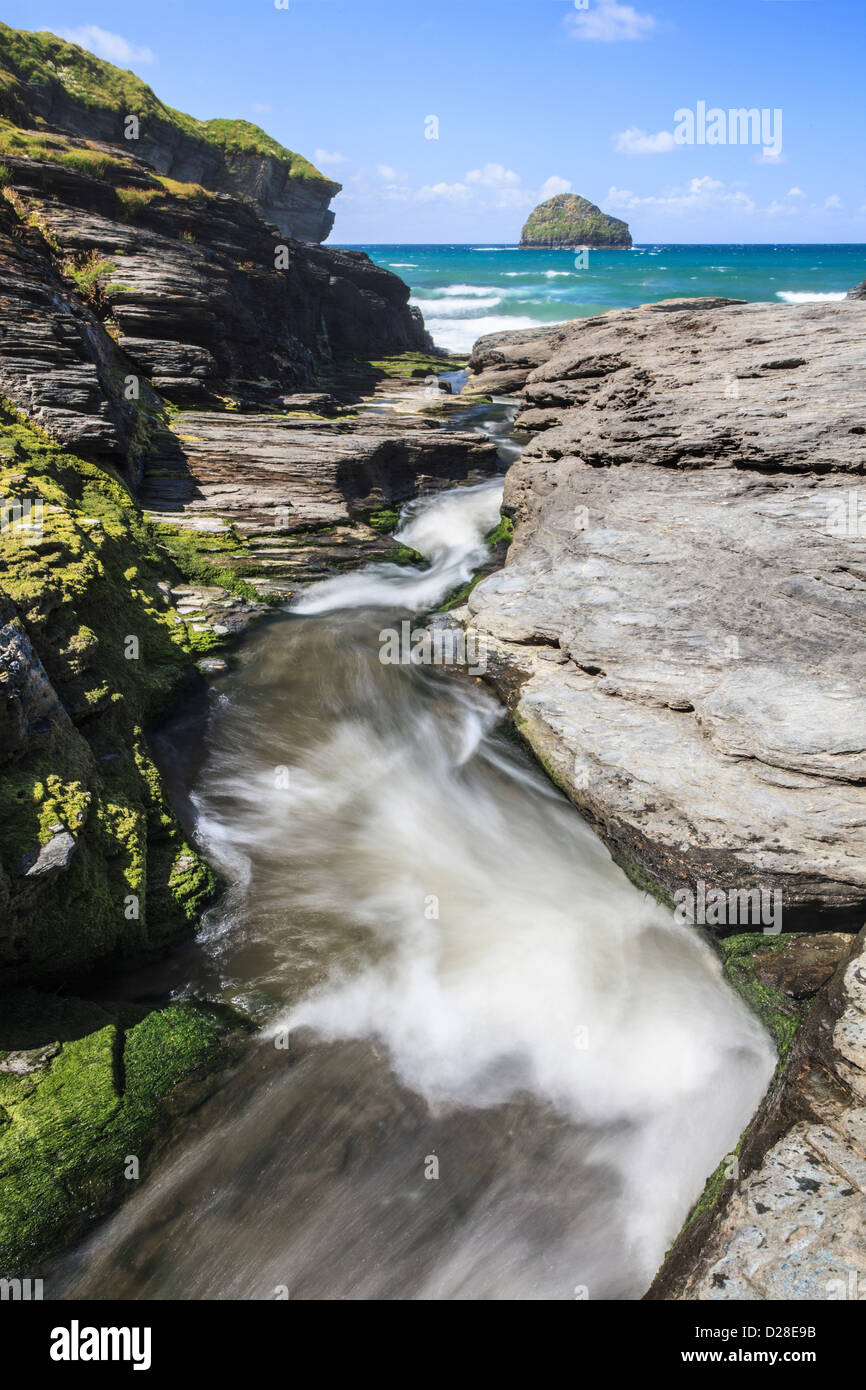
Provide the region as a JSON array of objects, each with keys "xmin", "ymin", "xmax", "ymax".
[
  {"xmin": 719, "ymin": 932, "xmax": 811, "ymax": 1069},
  {"xmin": 0, "ymin": 989, "xmax": 241, "ymax": 1272},
  {"xmin": 520, "ymin": 193, "xmax": 632, "ymax": 249},
  {"xmin": 0, "ymin": 409, "xmax": 222, "ymax": 981}
]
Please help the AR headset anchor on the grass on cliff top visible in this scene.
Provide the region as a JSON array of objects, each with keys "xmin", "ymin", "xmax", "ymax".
[
  {"xmin": 0, "ymin": 120, "xmax": 225, "ymax": 213},
  {"xmin": 0, "ymin": 23, "xmax": 337, "ymax": 190},
  {"xmin": 0, "ymin": 990, "xmax": 238, "ymax": 1273}
]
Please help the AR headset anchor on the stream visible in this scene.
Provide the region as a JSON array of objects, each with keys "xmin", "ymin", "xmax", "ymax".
[{"xmin": 51, "ymin": 398, "xmax": 775, "ymax": 1301}]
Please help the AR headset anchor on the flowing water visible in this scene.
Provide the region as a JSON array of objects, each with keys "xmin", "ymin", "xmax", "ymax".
[{"xmin": 51, "ymin": 411, "xmax": 775, "ymax": 1301}]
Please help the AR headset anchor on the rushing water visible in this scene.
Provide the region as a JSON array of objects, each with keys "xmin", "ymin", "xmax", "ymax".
[{"xmin": 51, "ymin": 417, "xmax": 775, "ymax": 1301}]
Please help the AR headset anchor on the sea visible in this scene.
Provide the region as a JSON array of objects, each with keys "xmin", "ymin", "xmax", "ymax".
[{"xmin": 339, "ymin": 243, "xmax": 866, "ymax": 354}]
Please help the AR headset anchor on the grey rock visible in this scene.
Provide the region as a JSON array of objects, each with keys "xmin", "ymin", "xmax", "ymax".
[
  {"xmin": 0, "ymin": 622, "xmax": 70, "ymax": 763},
  {"xmin": 0, "ymin": 1042, "xmax": 59, "ymax": 1074},
  {"xmin": 20, "ymin": 829, "xmax": 77, "ymax": 878},
  {"xmin": 464, "ymin": 298, "xmax": 866, "ymax": 923}
]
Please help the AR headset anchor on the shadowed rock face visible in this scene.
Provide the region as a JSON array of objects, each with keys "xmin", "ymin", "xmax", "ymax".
[
  {"xmin": 520, "ymin": 194, "xmax": 632, "ymax": 250},
  {"xmin": 0, "ymin": 148, "xmax": 431, "ymax": 442},
  {"xmin": 463, "ymin": 298, "xmax": 866, "ymax": 926},
  {"xmin": 647, "ymin": 927, "xmax": 866, "ymax": 1301}
]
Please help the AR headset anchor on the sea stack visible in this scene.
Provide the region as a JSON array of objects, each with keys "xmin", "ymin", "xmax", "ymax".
[{"xmin": 520, "ymin": 193, "xmax": 632, "ymax": 249}]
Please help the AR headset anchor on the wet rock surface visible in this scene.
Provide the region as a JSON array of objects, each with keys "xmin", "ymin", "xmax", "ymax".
[{"xmin": 752, "ymin": 933, "xmax": 854, "ymax": 1000}]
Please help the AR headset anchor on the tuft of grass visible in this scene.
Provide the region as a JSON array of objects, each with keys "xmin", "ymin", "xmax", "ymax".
[
  {"xmin": 115, "ymin": 185, "xmax": 156, "ymax": 219},
  {"xmin": 61, "ymin": 248, "xmax": 114, "ymax": 306}
]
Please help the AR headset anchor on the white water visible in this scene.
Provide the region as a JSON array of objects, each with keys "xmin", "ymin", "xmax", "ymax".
[
  {"xmin": 291, "ymin": 479, "xmax": 504, "ymax": 614},
  {"xmin": 776, "ymin": 290, "xmax": 847, "ymax": 303},
  {"xmin": 277, "ymin": 484, "xmax": 775, "ymax": 1284},
  {"xmin": 51, "ymin": 474, "xmax": 775, "ymax": 1301}
]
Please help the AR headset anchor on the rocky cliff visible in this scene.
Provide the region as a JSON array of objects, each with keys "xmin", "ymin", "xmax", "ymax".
[
  {"xmin": 520, "ymin": 193, "xmax": 632, "ymax": 249},
  {"xmin": 458, "ymin": 293, "xmax": 866, "ymax": 1298},
  {"xmin": 0, "ymin": 45, "xmax": 481, "ymax": 989},
  {"xmin": 0, "ymin": 23, "xmax": 341, "ymax": 242}
]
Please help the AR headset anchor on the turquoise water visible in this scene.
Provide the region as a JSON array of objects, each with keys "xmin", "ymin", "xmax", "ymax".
[{"xmin": 340, "ymin": 243, "xmax": 866, "ymax": 353}]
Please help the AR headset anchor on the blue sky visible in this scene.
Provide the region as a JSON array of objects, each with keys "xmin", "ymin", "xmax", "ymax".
[{"xmin": 7, "ymin": 0, "xmax": 865, "ymax": 242}]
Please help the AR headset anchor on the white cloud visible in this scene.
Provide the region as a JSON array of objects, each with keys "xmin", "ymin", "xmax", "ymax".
[
  {"xmin": 417, "ymin": 181, "xmax": 473, "ymax": 203},
  {"xmin": 377, "ymin": 164, "xmax": 408, "ymax": 182},
  {"xmin": 463, "ymin": 163, "xmax": 531, "ymax": 208},
  {"xmin": 788, "ymin": 187, "xmax": 806, "ymax": 198},
  {"xmin": 566, "ymin": 1, "xmax": 656, "ymax": 42},
  {"xmin": 252, "ymin": 104, "xmax": 273, "ymax": 115},
  {"xmin": 607, "ymin": 176, "xmax": 755, "ymax": 215},
  {"xmin": 417, "ymin": 166, "xmax": 578, "ymax": 212},
  {"xmin": 315, "ymin": 149, "xmax": 348, "ymax": 167},
  {"xmin": 539, "ymin": 175, "xmax": 572, "ymax": 199},
  {"xmin": 59, "ymin": 25, "xmax": 154, "ymax": 65},
  {"xmin": 825, "ymin": 194, "xmax": 843, "ymax": 209},
  {"xmin": 614, "ymin": 127, "xmax": 676, "ymax": 155},
  {"xmin": 756, "ymin": 147, "xmax": 786, "ymax": 165},
  {"xmin": 466, "ymin": 163, "xmax": 521, "ymax": 188}
]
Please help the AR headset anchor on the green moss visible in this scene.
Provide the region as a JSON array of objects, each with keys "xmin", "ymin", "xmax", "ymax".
[
  {"xmin": 393, "ymin": 545, "xmax": 425, "ymax": 566},
  {"xmin": 150, "ymin": 519, "xmax": 271, "ymax": 603},
  {"xmin": 438, "ymin": 572, "xmax": 486, "ymax": 612},
  {"xmin": 610, "ymin": 849, "xmax": 674, "ymax": 910},
  {"xmin": 666, "ymin": 933, "xmax": 810, "ymax": 1245},
  {"xmin": 366, "ymin": 508, "xmax": 401, "ymax": 534},
  {"xmin": 0, "ymin": 409, "xmax": 227, "ymax": 976},
  {"xmin": 485, "ymin": 514, "xmax": 514, "ymax": 548},
  {"xmin": 0, "ymin": 989, "xmax": 237, "ymax": 1272},
  {"xmin": 720, "ymin": 932, "xmax": 807, "ymax": 1068},
  {"xmin": 365, "ymin": 352, "xmax": 467, "ymax": 378}
]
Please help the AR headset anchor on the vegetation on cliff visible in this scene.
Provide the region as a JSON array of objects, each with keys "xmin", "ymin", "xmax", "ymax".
[
  {"xmin": 0, "ymin": 23, "xmax": 340, "ymax": 232},
  {"xmin": 520, "ymin": 193, "xmax": 632, "ymax": 249}
]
